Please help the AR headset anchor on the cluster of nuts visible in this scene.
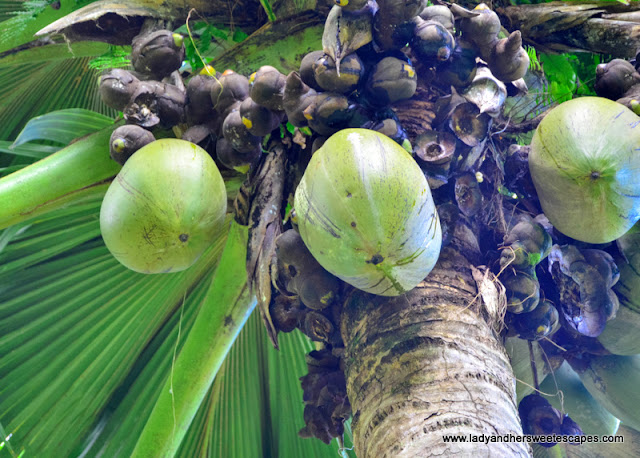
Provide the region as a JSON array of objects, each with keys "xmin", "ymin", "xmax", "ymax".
[
  {"xmin": 99, "ymin": 29, "xmax": 187, "ymax": 164},
  {"xmin": 547, "ymin": 245, "xmax": 620, "ymax": 338},
  {"xmin": 96, "ymin": 0, "xmax": 545, "ymax": 447},
  {"xmin": 271, "ymin": 229, "xmax": 350, "ymax": 443},
  {"xmin": 498, "ymin": 214, "xmax": 621, "ymax": 341},
  {"xmin": 499, "ymin": 216, "xmax": 556, "ymax": 339},
  {"xmin": 99, "ymin": 27, "xmax": 285, "ymax": 172},
  {"xmin": 298, "ymin": 349, "xmax": 351, "ymax": 445},
  {"xmin": 269, "ymin": 0, "xmax": 533, "ymax": 443}
]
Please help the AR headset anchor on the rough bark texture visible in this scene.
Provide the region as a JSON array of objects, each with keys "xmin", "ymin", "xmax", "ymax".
[
  {"xmin": 246, "ymin": 145, "xmax": 287, "ymax": 348},
  {"xmin": 36, "ymin": 0, "xmax": 270, "ymax": 44},
  {"xmin": 341, "ymin": 234, "xmax": 528, "ymax": 457},
  {"xmin": 499, "ymin": 2, "xmax": 640, "ymax": 58}
]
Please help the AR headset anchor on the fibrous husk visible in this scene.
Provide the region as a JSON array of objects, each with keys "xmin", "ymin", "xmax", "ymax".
[{"xmin": 462, "ymin": 66, "xmax": 507, "ymax": 117}]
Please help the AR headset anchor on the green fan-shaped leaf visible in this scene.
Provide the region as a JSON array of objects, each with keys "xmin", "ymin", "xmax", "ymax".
[
  {"xmin": 0, "ymin": 58, "xmax": 116, "ymax": 145},
  {"xmin": 0, "ymin": 1, "xmax": 87, "ymax": 55},
  {"xmin": 0, "ymin": 195, "xmax": 231, "ymax": 457},
  {"xmin": 12, "ymin": 108, "xmax": 113, "ymax": 148},
  {"xmin": 177, "ymin": 315, "xmax": 357, "ymax": 458},
  {"xmin": 80, "ymin": 303, "xmax": 356, "ymax": 458}
]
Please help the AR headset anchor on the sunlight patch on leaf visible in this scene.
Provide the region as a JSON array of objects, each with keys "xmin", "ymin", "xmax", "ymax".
[{"xmin": 88, "ymin": 46, "xmax": 131, "ymax": 71}]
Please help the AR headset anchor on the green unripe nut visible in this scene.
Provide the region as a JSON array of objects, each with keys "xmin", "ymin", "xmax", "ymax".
[
  {"xmin": 294, "ymin": 128, "xmax": 442, "ymax": 296},
  {"xmin": 100, "ymin": 139, "xmax": 227, "ymax": 273},
  {"xmin": 529, "ymin": 97, "xmax": 640, "ymax": 243}
]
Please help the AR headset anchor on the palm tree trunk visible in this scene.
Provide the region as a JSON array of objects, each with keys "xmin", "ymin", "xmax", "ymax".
[{"xmin": 341, "ymin": 232, "xmax": 529, "ymax": 457}]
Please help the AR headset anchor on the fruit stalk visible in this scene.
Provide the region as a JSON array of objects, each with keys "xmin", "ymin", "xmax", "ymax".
[
  {"xmin": 131, "ymin": 220, "xmax": 255, "ymax": 458},
  {"xmin": 0, "ymin": 124, "xmax": 120, "ymax": 230}
]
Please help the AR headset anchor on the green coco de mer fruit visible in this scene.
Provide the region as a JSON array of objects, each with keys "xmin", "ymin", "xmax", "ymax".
[
  {"xmin": 100, "ymin": 139, "xmax": 227, "ymax": 273},
  {"xmin": 294, "ymin": 128, "xmax": 442, "ymax": 296},
  {"xmin": 529, "ymin": 97, "xmax": 640, "ymax": 243}
]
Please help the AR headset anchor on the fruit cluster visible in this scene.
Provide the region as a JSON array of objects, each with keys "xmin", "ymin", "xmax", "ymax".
[
  {"xmin": 274, "ymin": 0, "xmax": 530, "ymax": 443},
  {"xmin": 272, "ymin": 229, "xmax": 349, "ymax": 443},
  {"xmin": 500, "ymin": 216, "xmax": 558, "ymax": 340},
  {"xmin": 298, "ymin": 349, "xmax": 351, "ymax": 445},
  {"xmin": 548, "ymin": 245, "xmax": 620, "ymax": 338},
  {"xmin": 92, "ymin": 0, "xmax": 640, "ymax": 450}
]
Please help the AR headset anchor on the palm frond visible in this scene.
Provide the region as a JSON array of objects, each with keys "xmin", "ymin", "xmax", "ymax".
[
  {"xmin": 0, "ymin": 57, "xmax": 116, "ymax": 144},
  {"xmin": 12, "ymin": 108, "xmax": 113, "ymax": 148},
  {"xmin": 0, "ymin": 197, "xmax": 230, "ymax": 457},
  {"xmin": 0, "ymin": 0, "xmax": 92, "ymax": 54}
]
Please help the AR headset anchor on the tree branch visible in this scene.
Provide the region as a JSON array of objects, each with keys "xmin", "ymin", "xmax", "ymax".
[{"xmin": 498, "ymin": 1, "xmax": 640, "ymax": 57}]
